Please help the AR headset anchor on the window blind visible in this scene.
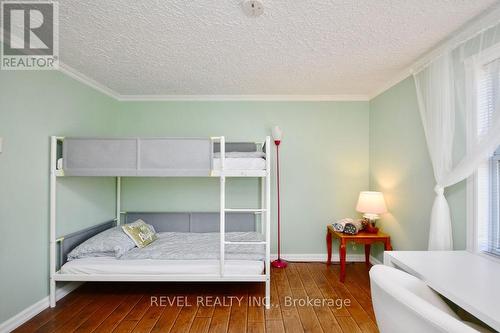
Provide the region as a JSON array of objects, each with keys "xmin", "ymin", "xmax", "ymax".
[{"xmin": 477, "ymin": 58, "xmax": 500, "ymax": 255}]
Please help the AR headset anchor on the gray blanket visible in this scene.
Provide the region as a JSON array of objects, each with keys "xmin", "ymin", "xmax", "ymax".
[{"xmin": 119, "ymin": 232, "xmax": 265, "ymax": 260}]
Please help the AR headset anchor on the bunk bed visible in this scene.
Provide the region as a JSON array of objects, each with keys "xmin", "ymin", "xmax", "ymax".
[{"xmin": 49, "ymin": 136, "xmax": 271, "ymax": 308}]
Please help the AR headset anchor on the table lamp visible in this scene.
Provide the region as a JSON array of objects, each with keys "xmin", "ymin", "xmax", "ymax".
[{"xmin": 356, "ymin": 191, "xmax": 387, "ymax": 233}]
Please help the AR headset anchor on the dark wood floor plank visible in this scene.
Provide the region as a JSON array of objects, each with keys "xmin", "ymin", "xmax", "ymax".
[
  {"xmin": 196, "ymin": 291, "xmax": 216, "ymax": 318},
  {"xmin": 329, "ymin": 264, "xmax": 378, "ymax": 332},
  {"xmin": 343, "ymin": 267, "xmax": 376, "ymax": 321},
  {"xmin": 170, "ymin": 296, "xmax": 198, "ymax": 333},
  {"xmin": 247, "ymin": 321, "xmax": 265, "ymax": 333},
  {"xmin": 276, "ymin": 266, "xmax": 303, "ymax": 333},
  {"xmin": 290, "ymin": 285, "xmax": 323, "ymax": 333},
  {"xmin": 264, "ymin": 274, "xmax": 282, "ymax": 321},
  {"xmin": 131, "ymin": 301, "xmax": 165, "ymax": 333},
  {"xmin": 265, "ymin": 320, "xmax": 285, "ymax": 333},
  {"xmin": 35, "ymin": 293, "xmax": 97, "ymax": 333},
  {"xmin": 74, "ymin": 294, "xmax": 126, "ymax": 332},
  {"xmin": 14, "ymin": 288, "xmax": 84, "ymax": 333},
  {"xmin": 247, "ymin": 284, "xmax": 264, "ymax": 323},
  {"xmin": 111, "ymin": 295, "xmax": 152, "ymax": 333},
  {"xmin": 352, "ymin": 263, "xmax": 373, "ymax": 296},
  {"xmin": 227, "ymin": 293, "xmax": 247, "ymax": 333},
  {"xmin": 150, "ymin": 304, "xmax": 182, "ymax": 333},
  {"xmin": 286, "ymin": 264, "xmax": 324, "ymax": 333},
  {"xmin": 322, "ymin": 264, "xmax": 379, "ymax": 333},
  {"xmin": 283, "ymin": 264, "xmax": 303, "ymax": 290},
  {"xmin": 189, "ymin": 317, "xmax": 211, "ymax": 333},
  {"xmin": 337, "ymin": 316, "xmax": 363, "ymax": 333},
  {"xmin": 307, "ymin": 263, "xmax": 351, "ymax": 317},
  {"xmin": 55, "ymin": 299, "xmax": 103, "ymax": 333},
  {"xmin": 93, "ymin": 294, "xmax": 143, "ymax": 333},
  {"xmin": 207, "ymin": 304, "xmax": 231, "ymax": 333},
  {"xmin": 19, "ymin": 263, "xmax": 379, "ymax": 333},
  {"xmin": 295, "ymin": 263, "xmax": 342, "ymax": 333}
]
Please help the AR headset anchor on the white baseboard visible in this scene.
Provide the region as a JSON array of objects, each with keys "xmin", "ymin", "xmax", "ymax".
[
  {"xmin": 271, "ymin": 253, "xmax": 367, "ymax": 262},
  {"xmin": 271, "ymin": 253, "xmax": 383, "ymax": 266},
  {"xmin": 0, "ymin": 282, "xmax": 82, "ymax": 333}
]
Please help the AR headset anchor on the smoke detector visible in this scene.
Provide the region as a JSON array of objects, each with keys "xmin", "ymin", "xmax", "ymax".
[{"xmin": 242, "ymin": 0, "xmax": 264, "ymax": 17}]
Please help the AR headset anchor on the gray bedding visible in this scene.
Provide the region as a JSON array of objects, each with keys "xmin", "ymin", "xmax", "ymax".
[{"xmin": 119, "ymin": 231, "xmax": 265, "ymax": 261}]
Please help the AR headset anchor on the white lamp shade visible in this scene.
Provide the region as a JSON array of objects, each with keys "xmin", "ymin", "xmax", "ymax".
[
  {"xmin": 272, "ymin": 126, "xmax": 283, "ymax": 141},
  {"xmin": 356, "ymin": 191, "xmax": 387, "ymax": 214}
]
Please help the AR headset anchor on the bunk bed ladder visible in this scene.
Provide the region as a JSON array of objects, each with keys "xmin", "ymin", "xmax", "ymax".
[{"xmin": 218, "ymin": 136, "xmax": 271, "ymax": 308}]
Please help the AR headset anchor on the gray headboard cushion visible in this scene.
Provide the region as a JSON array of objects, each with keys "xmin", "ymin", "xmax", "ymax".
[
  {"xmin": 58, "ymin": 220, "xmax": 116, "ymax": 270},
  {"xmin": 124, "ymin": 212, "xmax": 256, "ymax": 232}
]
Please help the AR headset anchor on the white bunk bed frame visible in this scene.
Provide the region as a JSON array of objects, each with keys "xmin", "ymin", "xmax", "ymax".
[{"xmin": 49, "ymin": 136, "xmax": 272, "ymax": 309}]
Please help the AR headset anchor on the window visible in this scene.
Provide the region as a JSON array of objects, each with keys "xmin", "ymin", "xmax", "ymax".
[
  {"xmin": 489, "ymin": 148, "xmax": 500, "ymax": 255},
  {"xmin": 473, "ymin": 56, "xmax": 500, "ymax": 256}
]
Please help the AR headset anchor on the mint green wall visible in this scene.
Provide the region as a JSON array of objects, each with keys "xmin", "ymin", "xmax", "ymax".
[
  {"xmin": 1, "ymin": 67, "xmax": 470, "ymax": 324},
  {"xmin": 369, "ymin": 77, "xmax": 467, "ymax": 262},
  {"xmin": 0, "ymin": 71, "xmax": 117, "ymax": 322},
  {"xmin": 116, "ymin": 101, "xmax": 370, "ymax": 254},
  {"xmin": 0, "ymin": 72, "xmax": 370, "ymax": 323}
]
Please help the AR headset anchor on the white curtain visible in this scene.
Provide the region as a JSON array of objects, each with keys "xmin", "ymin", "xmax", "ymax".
[{"xmin": 413, "ymin": 23, "xmax": 500, "ymax": 250}]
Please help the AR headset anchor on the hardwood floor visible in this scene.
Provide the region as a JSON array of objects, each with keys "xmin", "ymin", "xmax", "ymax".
[{"xmin": 14, "ymin": 263, "xmax": 379, "ymax": 333}]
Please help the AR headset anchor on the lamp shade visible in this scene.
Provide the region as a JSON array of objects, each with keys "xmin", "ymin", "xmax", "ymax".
[
  {"xmin": 356, "ymin": 191, "xmax": 387, "ymax": 214},
  {"xmin": 272, "ymin": 126, "xmax": 283, "ymax": 141}
]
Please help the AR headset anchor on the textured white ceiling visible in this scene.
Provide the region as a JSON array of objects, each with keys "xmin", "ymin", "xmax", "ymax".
[{"xmin": 59, "ymin": 0, "xmax": 497, "ymax": 97}]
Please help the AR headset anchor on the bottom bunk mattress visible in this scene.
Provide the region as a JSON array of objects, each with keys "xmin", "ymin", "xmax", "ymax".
[
  {"xmin": 60, "ymin": 258, "xmax": 264, "ymax": 276},
  {"xmin": 120, "ymin": 231, "xmax": 265, "ymax": 261}
]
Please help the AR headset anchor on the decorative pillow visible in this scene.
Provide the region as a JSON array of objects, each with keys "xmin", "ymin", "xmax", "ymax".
[
  {"xmin": 67, "ymin": 226, "xmax": 136, "ymax": 260},
  {"xmin": 122, "ymin": 219, "xmax": 158, "ymax": 248}
]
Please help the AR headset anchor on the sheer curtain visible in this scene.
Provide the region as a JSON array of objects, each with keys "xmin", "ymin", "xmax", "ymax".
[{"xmin": 413, "ymin": 22, "xmax": 500, "ymax": 250}]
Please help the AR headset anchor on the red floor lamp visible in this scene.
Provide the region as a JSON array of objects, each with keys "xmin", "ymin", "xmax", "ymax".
[{"xmin": 271, "ymin": 125, "xmax": 287, "ymax": 269}]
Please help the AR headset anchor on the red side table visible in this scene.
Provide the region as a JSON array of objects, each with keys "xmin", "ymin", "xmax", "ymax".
[{"xmin": 326, "ymin": 225, "xmax": 392, "ymax": 282}]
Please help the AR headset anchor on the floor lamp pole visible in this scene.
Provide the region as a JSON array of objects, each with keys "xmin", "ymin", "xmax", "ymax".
[{"xmin": 272, "ymin": 139, "xmax": 287, "ymax": 268}]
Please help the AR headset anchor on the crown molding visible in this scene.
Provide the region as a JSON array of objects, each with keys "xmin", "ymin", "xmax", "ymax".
[
  {"xmin": 58, "ymin": 63, "xmax": 121, "ymax": 100},
  {"xmin": 3, "ymin": 28, "xmax": 366, "ymax": 102},
  {"xmin": 0, "ymin": 26, "xmax": 121, "ymax": 99},
  {"xmin": 59, "ymin": 62, "xmax": 372, "ymax": 101},
  {"xmin": 117, "ymin": 94, "xmax": 369, "ymax": 102},
  {"xmin": 58, "ymin": 60, "xmax": 371, "ymax": 101},
  {"xmin": 411, "ymin": 2, "xmax": 500, "ymax": 74},
  {"xmin": 6, "ymin": 3, "xmax": 500, "ymax": 103},
  {"xmin": 369, "ymin": 2, "xmax": 500, "ymax": 100}
]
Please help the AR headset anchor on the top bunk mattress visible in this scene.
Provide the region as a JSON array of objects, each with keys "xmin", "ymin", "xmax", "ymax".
[{"xmin": 212, "ymin": 151, "xmax": 266, "ymax": 170}]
